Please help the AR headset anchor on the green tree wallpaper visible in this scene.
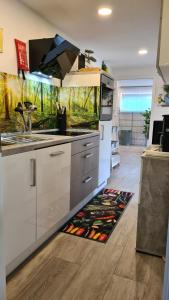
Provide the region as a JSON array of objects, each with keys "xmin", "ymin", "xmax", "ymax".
[{"xmin": 0, "ymin": 72, "xmax": 100, "ymax": 132}]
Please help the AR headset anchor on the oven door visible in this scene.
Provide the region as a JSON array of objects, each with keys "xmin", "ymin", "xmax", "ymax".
[{"xmin": 100, "ymin": 83, "xmax": 113, "ymax": 121}]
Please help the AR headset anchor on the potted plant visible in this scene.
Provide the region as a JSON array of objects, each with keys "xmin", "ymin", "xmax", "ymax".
[
  {"xmin": 163, "ymin": 84, "xmax": 169, "ymax": 105},
  {"xmin": 157, "ymin": 93, "xmax": 165, "ymax": 105},
  {"xmin": 84, "ymin": 49, "xmax": 97, "ymax": 66},
  {"xmin": 101, "ymin": 61, "xmax": 109, "ymax": 73},
  {"xmin": 142, "ymin": 109, "xmax": 151, "ymax": 140}
]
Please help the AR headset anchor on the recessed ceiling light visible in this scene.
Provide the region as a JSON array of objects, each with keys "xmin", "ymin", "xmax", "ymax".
[
  {"xmin": 98, "ymin": 7, "xmax": 112, "ymax": 16},
  {"xmin": 138, "ymin": 49, "xmax": 148, "ymax": 55}
]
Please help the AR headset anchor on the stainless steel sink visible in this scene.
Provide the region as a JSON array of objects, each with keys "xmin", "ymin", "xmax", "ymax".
[
  {"xmin": 1, "ymin": 138, "xmax": 16, "ymax": 146},
  {"xmin": 1, "ymin": 134, "xmax": 50, "ymax": 146}
]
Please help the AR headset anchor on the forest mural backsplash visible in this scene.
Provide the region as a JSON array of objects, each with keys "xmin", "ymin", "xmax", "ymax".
[{"xmin": 0, "ymin": 72, "xmax": 100, "ymax": 132}]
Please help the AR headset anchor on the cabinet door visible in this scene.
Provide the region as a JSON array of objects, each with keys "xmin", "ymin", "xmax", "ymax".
[
  {"xmin": 98, "ymin": 121, "xmax": 112, "ymax": 186},
  {"xmin": 36, "ymin": 143, "xmax": 71, "ymax": 239},
  {"xmin": 3, "ymin": 152, "xmax": 36, "ymax": 266},
  {"xmin": 0, "ymin": 158, "xmax": 6, "ymax": 300},
  {"xmin": 136, "ymin": 157, "xmax": 169, "ymax": 256}
]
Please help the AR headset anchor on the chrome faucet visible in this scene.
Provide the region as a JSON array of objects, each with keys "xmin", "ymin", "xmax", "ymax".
[{"xmin": 15, "ymin": 102, "xmax": 37, "ymax": 133}]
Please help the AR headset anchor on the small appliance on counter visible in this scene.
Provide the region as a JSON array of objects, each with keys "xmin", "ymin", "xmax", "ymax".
[
  {"xmin": 152, "ymin": 120, "xmax": 163, "ymax": 145},
  {"xmin": 161, "ymin": 115, "xmax": 169, "ymax": 152},
  {"xmin": 152, "ymin": 115, "xmax": 169, "ymax": 152}
]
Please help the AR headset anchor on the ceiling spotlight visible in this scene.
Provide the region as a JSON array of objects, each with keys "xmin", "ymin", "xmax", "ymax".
[
  {"xmin": 49, "ymin": 75, "xmax": 53, "ymax": 79},
  {"xmin": 138, "ymin": 49, "xmax": 148, "ymax": 55},
  {"xmin": 98, "ymin": 7, "xmax": 112, "ymax": 16}
]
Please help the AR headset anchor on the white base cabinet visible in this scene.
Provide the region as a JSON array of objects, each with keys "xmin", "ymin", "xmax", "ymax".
[
  {"xmin": 3, "ymin": 143, "xmax": 71, "ymax": 270},
  {"xmin": 3, "ymin": 152, "xmax": 36, "ymax": 266},
  {"xmin": 36, "ymin": 143, "xmax": 71, "ymax": 239}
]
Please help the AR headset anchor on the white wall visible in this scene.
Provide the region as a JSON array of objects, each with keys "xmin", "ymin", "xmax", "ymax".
[
  {"xmin": 0, "ymin": 0, "xmax": 100, "ymax": 84},
  {"xmin": 113, "ymin": 78, "xmax": 153, "ymax": 125},
  {"xmin": 112, "ymin": 81, "xmax": 120, "ymax": 127},
  {"xmin": 0, "ymin": 0, "xmax": 59, "ymax": 76},
  {"xmin": 111, "ymin": 66, "xmax": 156, "ymax": 80},
  {"xmin": 148, "ymin": 72, "xmax": 169, "ymax": 145}
]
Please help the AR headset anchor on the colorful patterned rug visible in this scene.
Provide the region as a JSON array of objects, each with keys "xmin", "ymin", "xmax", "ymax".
[{"xmin": 61, "ymin": 189, "xmax": 134, "ymax": 243}]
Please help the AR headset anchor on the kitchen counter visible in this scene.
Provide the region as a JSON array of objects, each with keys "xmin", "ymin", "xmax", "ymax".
[
  {"xmin": 0, "ymin": 130, "xmax": 100, "ymax": 157},
  {"xmin": 142, "ymin": 144, "xmax": 169, "ymax": 158},
  {"xmin": 136, "ymin": 144, "xmax": 169, "ymax": 256}
]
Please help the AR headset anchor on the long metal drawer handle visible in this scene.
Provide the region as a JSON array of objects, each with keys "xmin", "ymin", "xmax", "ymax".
[
  {"xmin": 84, "ymin": 153, "xmax": 94, "ymax": 159},
  {"xmin": 83, "ymin": 176, "xmax": 93, "ymax": 184},
  {"xmin": 100, "ymin": 125, "xmax": 104, "ymax": 141},
  {"xmin": 84, "ymin": 142, "xmax": 93, "ymax": 147},
  {"xmin": 50, "ymin": 151, "xmax": 65, "ymax": 157},
  {"xmin": 30, "ymin": 159, "xmax": 36, "ymax": 187}
]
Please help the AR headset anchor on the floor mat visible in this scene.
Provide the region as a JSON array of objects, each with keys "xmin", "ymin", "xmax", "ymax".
[{"xmin": 61, "ymin": 189, "xmax": 134, "ymax": 243}]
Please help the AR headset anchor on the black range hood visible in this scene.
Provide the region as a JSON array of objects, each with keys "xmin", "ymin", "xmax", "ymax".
[{"xmin": 29, "ymin": 34, "xmax": 80, "ymax": 79}]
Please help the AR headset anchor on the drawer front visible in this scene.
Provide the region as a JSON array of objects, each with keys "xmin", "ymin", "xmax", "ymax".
[
  {"xmin": 70, "ymin": 168, "xmax": 98, "ymax": 210},
  {"xmin": 71, "ymin": 146, "xmax": 99, "ymax": 178},
  {"xmin": 71, "ymin": 135, "xmax": 99, "ymax": 155},
  {"xmin": 81, "ymin": 168, "xmax": 98, "ymax": 199}
]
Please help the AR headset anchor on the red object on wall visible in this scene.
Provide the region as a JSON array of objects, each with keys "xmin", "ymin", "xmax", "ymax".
[{"xmin": 15, "ymin": 39, "xmax": 29, "ymax": 71}]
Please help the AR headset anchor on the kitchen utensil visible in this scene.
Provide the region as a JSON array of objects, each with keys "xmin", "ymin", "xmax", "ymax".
[{"xmin": 15, "ymin": 103, "xmax": 28, "ymax": 131}]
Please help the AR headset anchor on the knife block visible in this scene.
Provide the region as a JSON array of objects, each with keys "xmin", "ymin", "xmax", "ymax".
[{"xmin": 57, "ymin": 112, "xmax": 67, "ymax": 131}]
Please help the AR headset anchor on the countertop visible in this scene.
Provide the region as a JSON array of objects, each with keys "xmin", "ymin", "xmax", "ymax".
[
  {"xmin": 142, "ymin": 144, "xmax": 169, "ymax": 158},
  {"xmin": 0, "ymin": 130, "xmax": 100, "ymax": 157}
]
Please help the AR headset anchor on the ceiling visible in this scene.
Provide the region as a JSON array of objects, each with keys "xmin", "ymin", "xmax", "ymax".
[{"xmin": 20, "ymin": 0, "xmax": 161, "ymax": 70}]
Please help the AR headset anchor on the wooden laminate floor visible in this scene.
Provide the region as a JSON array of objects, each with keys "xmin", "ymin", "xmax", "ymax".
[{"xmin": 7, "ymin": 146, "xmax": 165, "ymax": 300}]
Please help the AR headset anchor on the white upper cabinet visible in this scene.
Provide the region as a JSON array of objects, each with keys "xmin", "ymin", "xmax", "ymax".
[
  {"xmin": 36, "ymin": 143, "xmax": 71, "ymax": 239},
  {"xmin": 157, "ymin": 0, "xmax": 169, "ymax": 83},
  {"xmin": 3, "ymin": 152, "xmax": 37, "ymax": 266},
  {"xmin": 63, "ymin": 72, "xmax": 101, "ymax": 87}
]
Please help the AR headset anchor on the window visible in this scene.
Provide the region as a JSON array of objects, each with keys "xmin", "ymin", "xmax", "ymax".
[{"xmin": 120, "ymin": 86, "xmax": 152, "ymax": 113}]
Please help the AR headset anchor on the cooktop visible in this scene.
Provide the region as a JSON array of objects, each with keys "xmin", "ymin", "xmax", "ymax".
[{"xmin": 37, "ymin": 130, "xmax": 91, "ymax": 136}]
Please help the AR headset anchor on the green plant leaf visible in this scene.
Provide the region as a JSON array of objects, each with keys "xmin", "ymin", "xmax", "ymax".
[
  {"xmin": 90, "ymin": 56, "xmax": 97, "ymax": 62},
  {"xmin": 85, "ymin": 49, "xmax": 94, "ymax": 54}
]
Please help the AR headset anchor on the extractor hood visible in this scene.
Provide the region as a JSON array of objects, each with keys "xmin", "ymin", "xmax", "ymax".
[{"xmin": 29, "ymin": 34, "xmax": 80, "ymax": 79}]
